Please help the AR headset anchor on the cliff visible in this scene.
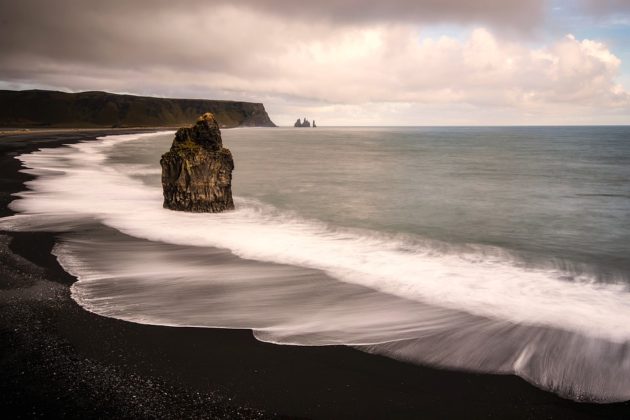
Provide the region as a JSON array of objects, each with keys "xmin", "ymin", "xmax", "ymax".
[
  {"xmin": 160, "ymin": 113, "xmax": 234, "ymax": 212},
  {"xmin": 0, "ymin": 90, "xmax": 276, "ymax": 128}
]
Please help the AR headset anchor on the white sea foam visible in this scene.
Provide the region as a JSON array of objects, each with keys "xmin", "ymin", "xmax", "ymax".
[
  {"xmin": 2, "ymin": 132, "xmax": 630, "ymax": 402},
  {"xmin": 50, "ymin": 227, "xmax": 630, "ymax": 403}
]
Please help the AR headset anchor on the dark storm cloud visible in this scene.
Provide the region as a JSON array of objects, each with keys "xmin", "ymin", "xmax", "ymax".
[
  {"xmin": 237, "ymin": 0, "xmax": 546, "ymax": 26},
  {"xmin": 0, "ymin": 0, "xmax": 546, "ymax": 88},
  {"xmin": 0, "ymin": 0, "xmax": 547, "ymax": 58},
  {"xmin": 1, "ymin": 0, "xmax": 628, "ymax": 83},
  {"xmin": 0, "ymin": 0, "xmax": 547, "ymax": 30}
]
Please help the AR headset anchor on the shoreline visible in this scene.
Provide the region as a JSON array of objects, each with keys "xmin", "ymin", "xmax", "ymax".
[
  {"xmin": 1, "ymin": 130, "xmax": 629, "ymax": 418},
  {"xmin": 0, "ymin": 126, "xmax": 178, "ymax": 135}
]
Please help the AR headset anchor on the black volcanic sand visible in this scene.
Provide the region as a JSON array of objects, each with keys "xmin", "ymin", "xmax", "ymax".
[{"xmin": 1, "ymin": 130, "xmax": 629, "ymax": 419}]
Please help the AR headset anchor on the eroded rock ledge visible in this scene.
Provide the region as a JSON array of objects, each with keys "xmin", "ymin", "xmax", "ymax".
[{"xmin": 160, "ymin": 113, "xmax": 234, "ymax": 212}]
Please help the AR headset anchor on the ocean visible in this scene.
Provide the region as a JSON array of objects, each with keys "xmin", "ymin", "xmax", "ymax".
[{"xmin": 1, "ymin": 126, "xmax": 629, "ymax": 402}]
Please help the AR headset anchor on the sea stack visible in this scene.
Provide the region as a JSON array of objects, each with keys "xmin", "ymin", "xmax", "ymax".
[
  {"xmin": 294, "ymin": 117, "xmax": 312, "ymax": 127},
  {"xmin": 160, "ymin": 113, "xmax": 235, "ymax": 212}
]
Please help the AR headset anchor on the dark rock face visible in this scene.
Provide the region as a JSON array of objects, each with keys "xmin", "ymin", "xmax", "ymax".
[
  {"xmin": 160, "ymin": 113, "xmax": 235, "ymax": 212},
  {"xmin": 0, "ymin": 89, "xmax": 276, "ymax": 128},
  {"xmin": 294, "ymin": 117, "xmax": 312, "ymax": 127}
]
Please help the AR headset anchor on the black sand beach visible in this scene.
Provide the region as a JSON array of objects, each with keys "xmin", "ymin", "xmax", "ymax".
[{"xmin": 1, "ymin": 130, "xmax": 629, "ymax": 419}]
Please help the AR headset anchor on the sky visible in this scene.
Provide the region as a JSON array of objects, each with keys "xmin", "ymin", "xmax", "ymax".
[{"xmin": 1, "ymin": 0, "xmax": 629, "ymax": 126}]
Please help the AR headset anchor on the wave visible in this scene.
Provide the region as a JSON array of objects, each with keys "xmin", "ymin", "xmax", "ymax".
[{"xmin": 1, "ymin": 132, "xmax": 630, "ymax": 402}]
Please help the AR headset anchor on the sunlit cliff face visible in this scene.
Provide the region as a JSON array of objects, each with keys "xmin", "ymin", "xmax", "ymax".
[{"xmin": 1, "ymin": 0, "xmax": 629, "ymax": 125}]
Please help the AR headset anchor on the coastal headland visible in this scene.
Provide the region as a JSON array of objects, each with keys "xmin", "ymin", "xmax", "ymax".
[{"xmin": 0, "ymin": 90, "xmax": 276, "ymax": 129}]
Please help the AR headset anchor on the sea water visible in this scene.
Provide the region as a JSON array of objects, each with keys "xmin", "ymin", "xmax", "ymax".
[{"xmin": 1, "ymin": 126, "xmax": 629, "ymax": 402}]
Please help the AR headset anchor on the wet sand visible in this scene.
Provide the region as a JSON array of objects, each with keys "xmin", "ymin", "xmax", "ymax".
[{"xmin": 1, "ymin": 129, "xmax": 629, "ymax": 419}]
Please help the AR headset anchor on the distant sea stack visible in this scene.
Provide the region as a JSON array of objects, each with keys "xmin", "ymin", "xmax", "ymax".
[
  {"xmin": 294, "ymin": 117, "xmax": 314, "ymax": 127},
  {"xmin": 160, "ymin": 113, "xmax": 234, "ymax": 212},
  {"xmin": 0, "ymin": 89, "xmax": 276, "ymax": 128}
]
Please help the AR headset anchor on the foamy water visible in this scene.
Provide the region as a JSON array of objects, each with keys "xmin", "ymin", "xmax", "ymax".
[{"xmin": 1, "ymin": 129, "xmax": 630, "ymax": 402}]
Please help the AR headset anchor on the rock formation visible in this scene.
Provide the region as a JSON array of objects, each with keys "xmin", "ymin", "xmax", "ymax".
[
  {"xmin": 160, "ymin": 113, "xmax": 235, "ymax": 212},
  {"xmin": 313, "ymin": 120, "xmax": 317, "ymax": 128},
  {"xmin": 294, "ymin": 117, "xmax": 313, "ymax": 127}
]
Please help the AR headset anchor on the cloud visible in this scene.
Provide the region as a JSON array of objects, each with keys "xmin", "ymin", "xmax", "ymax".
[
  {"xmin": 0, "ymin": 0, "xmax": 547, "ymax": 32},
  {"xmin": 0, "ymin": 0, "xmax": 628, "ymax": 124},
  {"xmin": 233, "ymin": 0, "xmax": 546, "ymax": 28},
  {"xmin": 575, "ymin": 0, "xmax": 630, "ymax": 15},
  {"xmin": 0, "ymin": 0, "xmax": 545, "ymax": 69}
]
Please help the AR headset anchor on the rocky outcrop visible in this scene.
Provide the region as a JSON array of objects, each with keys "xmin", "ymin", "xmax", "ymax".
[
  {"xmin": 294, "ymin": 117, "xmax": 312, "ymax": 127},
  {"xmin": 160, "ymin": 113, "xmax": 234, "ymax": 212},
  {"xmin": 0, "ymin": 89, "xmax": 276, "ymax": 128}
]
